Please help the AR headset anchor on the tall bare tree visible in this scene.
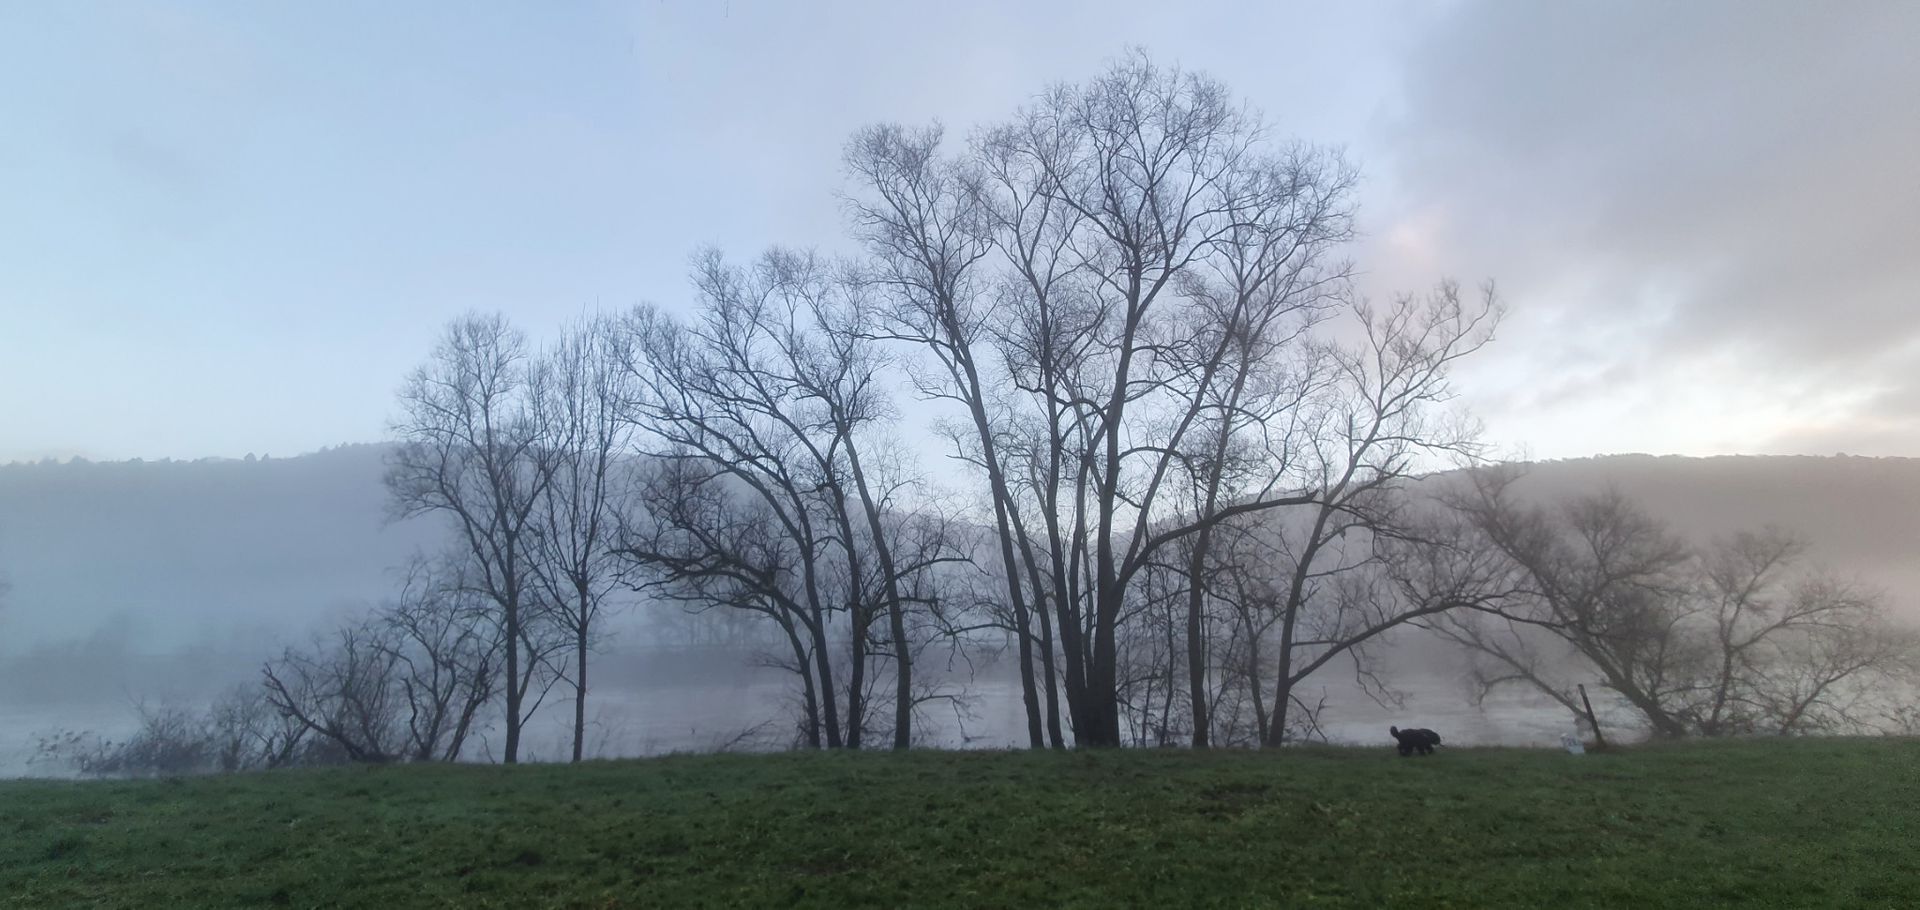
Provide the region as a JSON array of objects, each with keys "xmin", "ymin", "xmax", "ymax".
[
  {"xmin": 845, "ymin": 52, "xmax": 1472, "ymax": 747},
  {"xmin": 530, "ymin": 316, "xmax": 634, "ymax": 762},
  {"xmin": 386, "ymin": 313, "xmax": 558, "ymax": 763},
  {"xmin": 845, "ymin": 123, "xmax": 1054, "ymax": 747},
  {"xmin": 1247, "ymin": 286, "xmax": 1497, "ymax": 745}
]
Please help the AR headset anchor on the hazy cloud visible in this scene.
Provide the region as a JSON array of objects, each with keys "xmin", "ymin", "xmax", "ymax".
[
  {"xmin": 1378, "ymin": 0, "xmax": 1920, "ymax": 455},
  {"xmin": 3, "ymin": 2, "xmax": 1914, "ymax": 461}
]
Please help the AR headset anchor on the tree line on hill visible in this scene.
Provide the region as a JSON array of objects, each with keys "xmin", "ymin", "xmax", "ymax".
[{"xmin": 37, "ymin": 52, "xmax": 1917, "ymax": 774}]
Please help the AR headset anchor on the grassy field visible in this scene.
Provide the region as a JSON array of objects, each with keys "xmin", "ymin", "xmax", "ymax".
[{"xmin": 3, "ymin": 738, "xmax": 1917, "ymax": 908}]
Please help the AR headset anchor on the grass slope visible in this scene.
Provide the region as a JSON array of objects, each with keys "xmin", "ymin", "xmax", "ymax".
[{"xmin": 4, "ymin": 739, "xmax": 1918, "ymax": 908}]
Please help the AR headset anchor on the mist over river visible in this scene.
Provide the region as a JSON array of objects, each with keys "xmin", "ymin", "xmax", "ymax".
[{"xmin": 0, "ymin": 647, "xmax": 1590, "ymax": 778}]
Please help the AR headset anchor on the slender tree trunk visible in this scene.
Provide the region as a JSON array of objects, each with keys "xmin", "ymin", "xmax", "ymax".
[
  {"xmin": 1186, "ymin": 354, "xmax": 1250, "ymax": 748},
  {"xmin": 1185, "ymin": 581, "xmax": 1210, "ymax": 747},
  {"xmin": 447, "ymin": 689, "xmax": 483, "ymax": 762},
  {"xmin": 1265, "ymin": 614, "xmax": 1299, "ymax": 748},
  {"xmin": 956, "ymin": 351, "xmax": 1046, "ymax": 749},
  {"xmin": 1266, "ymin": 500, "xmax": 1337, "ymax": 747},
  {"xmin": 846, "ymin": 602, "xmax": 867, "ymax": 750},
  {"xmin": 1088, "ymin": 435, "xmax": 1126, "ymax": 747},
  {"xmin": 503, "ymin": 594, "xmax": 523, "ymax": 763},
  {"xmin": 807, "ymin": 613, "xmax": 844, "ymax": 748},
  {"xmin": 780, "ymin": 619, "xmax": 823, "ymax": 749},
  {"xmin": 1084, "ymin": 276, "xmax": 1147, "ymax": 749},
  {"xmin": 1035, "ymin": 588, "xmax": 1066, "ymax": 748},
  {"xmin": 1160, "ymin": 595, "xmax": 1177, "ymax": 744},
  {"xmin": 993, "ymin": 489, "xmax": 1045, "ymax": 748},
  {"xmin": 843, "ymin": 441, "xmax": 913, "ymax": 751},
  {"xmin": 1184, "ymin": 528, "xmax": 1216, "ymax": 748},
  {"xmin": 1004, "ymin": 499, "xmax": 1066, "ymax": 748},
  {"xmin": 1047, "ymin": 471, "xmax": 1091, "ymax": 740},
  {"xmin": 572, "ymin": 627, "xmax": 588, "ymax": 763},
  {"xmin": 1705, "ymin": 645, "xmax": 1738, "ymax": 736},
  {"xmin": 1245, "ymin": 618, "xmax": 1268, "ymax": 746},
  {"xmin": 887, "ymin": 595, "xmax": 912, "ymax": 749}
]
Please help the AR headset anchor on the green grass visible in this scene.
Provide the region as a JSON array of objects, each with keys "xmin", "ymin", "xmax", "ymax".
[{"xmin": 3, "ymin": 739, "xmax": 1918, "ymax": 908}]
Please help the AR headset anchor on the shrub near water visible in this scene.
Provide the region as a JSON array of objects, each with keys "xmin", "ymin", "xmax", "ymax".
[
  {"xmin": 34, "ymin": 689, "xmax": 332, "ymax": 776},
  {"xmin": 4, "ymin": 739, "xmax": 1919, "ymax": 908}
]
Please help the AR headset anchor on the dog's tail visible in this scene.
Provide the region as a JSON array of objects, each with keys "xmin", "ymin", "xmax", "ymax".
[{"xmin": 1390, "ymin": 725, "xmax": 1400, "ymax": 737}]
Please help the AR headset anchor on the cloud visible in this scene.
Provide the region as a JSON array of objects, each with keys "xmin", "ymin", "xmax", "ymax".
[{"xmin": 1376, "ymin": 0, "xmax": 1920, "ymax": 455}]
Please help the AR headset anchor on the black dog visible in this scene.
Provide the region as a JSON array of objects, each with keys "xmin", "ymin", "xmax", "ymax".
[{"xmin": 1389, "ymin": 726, "xmax": 1441, "ymax": 756}]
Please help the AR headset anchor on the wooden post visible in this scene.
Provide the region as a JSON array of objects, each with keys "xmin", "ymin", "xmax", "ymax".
[{"xmin": 1578, "ymin": 684, "xmax": 1607, "ymax": 750}]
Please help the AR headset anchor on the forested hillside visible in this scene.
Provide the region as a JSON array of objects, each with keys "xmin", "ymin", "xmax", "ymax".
[{"xmin": 0, "ymin": 445, "xmax": 439, "ymax": 654}]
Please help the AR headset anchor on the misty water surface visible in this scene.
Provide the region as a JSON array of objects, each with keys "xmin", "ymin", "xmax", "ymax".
[{"xmin": 0, "ymin": 659, "xmax": 1586, "ymax": 778}]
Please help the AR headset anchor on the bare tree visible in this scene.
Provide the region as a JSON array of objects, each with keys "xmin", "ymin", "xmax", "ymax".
[
  {"xmin": 620, "ymin": 451, "xmax": 845, "ymax": 747},
  {"xmin": 209, "ymin": 685, "xmax": 314, "ymax": 771},
  {"xmin": 778, "ymin": 258, "xmax": 923, "ymax": 749},
  {"xmin": 529, "ymin": 316, "xmax": 634, "ymax": 762},
  {"xmin": 1436, "ymin": 471, "xmax": 1918, "ymax": 738},
  {"xmin": 380, "ymin": 558, "xmax": 502, "ymax": 761},
  {"xmin": 1436, "ymin": 474, "xmax": 1701, "ymax": 736},
  {"xmin": 386, "ymin": 313, "xmax": 559, "ymax": 763},
  {"xmin": 1736, "ymin": 578, "xmax": 1917, "ymax": 735},
  {"xmin": 845, "ymin": 123, "xmax": 1054, "ymax": 748},
  {"xmin": 846, "ymin": 52, "xmax": 1397, "ymax": 747},
  {"xmin": 613, "ymin": 251, "xmax": 937, "ymax": 749},
  {"xmin": 261, "ymin": 560, "xmax": 500, "ymax": 764},
  {"xmin": 262, "ymin": 619, "xmax": 406, "ymax": 763},
  {"xmin": 1229, "ymin": 286, "xmax": 1499, "ymax": 745}
]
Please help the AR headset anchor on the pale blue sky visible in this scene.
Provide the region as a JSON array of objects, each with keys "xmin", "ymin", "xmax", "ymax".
[{"xmin": 4, "ymin": 1, "xmax": 1916, "ymax": 462}]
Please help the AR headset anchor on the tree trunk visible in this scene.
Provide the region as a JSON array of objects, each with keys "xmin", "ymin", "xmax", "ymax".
[
  {"xmin": 1185, "ymin": 531, "xmax": 1214, "ymax": 748},
  {"xmin": 503, "ymin": 595, "xmax": 523, "ymax": 764},
  {"xmin": 572, "ymin": 629, "xmax": 588, "ymax": 763},
  {"xmin": 807, "ymin": 613, "xmax": 843, "ymax": 748},
  {"xmin": 1245, "ymin": 620, "xmax": 1268, "ymax": 746},
  {"xmin": 843, "ymin": 441, "xmax": 914, "ymax": 751},
  {"xmin": 781, "ymin": 619, "xmax": 823, "ymax": 749},
  {"xmin": 1083, "ymin": 273, "xmax": 1147, "ymax": 749},
  {"xmin": 1035, "ymin": 589, "xmax": 1066, "ymax": 748},
  {"xmin": 959, "ymin": 352, "xmax": 1046, "ymax": 749},
  {"xmin": 1264, "ymin": 612, "xmax": 1299, "ymax": 748},
  {"xmin": 888, "ymin": 595, "xmax": 912, "ymax": 749},
  {"xmin": 845, "ymin": 601, "xmax": 867, "ymax": 750}
]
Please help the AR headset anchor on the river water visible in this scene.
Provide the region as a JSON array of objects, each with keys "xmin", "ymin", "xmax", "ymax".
[{"xmin": 0, "ymin": 656, "xmax": 1598, "ymax": 778}]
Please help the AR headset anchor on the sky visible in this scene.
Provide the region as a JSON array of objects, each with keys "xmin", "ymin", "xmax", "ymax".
[{"xmin": 2, "ymin": 0, "xmax": 1916, "ymax": 464}]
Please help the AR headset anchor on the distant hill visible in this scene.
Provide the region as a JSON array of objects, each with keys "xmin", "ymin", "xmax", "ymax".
[
  {"xmin": 1, "ymin": 449, "xmax": 1916, "ymax": 656},
  {"xmin": 0, "ymin": 444, "xmax": 442, "ymax": 654}
]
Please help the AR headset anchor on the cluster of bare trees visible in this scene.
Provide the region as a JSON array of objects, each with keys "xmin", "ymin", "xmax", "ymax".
[
  {"xmin": 613, "ymin": 250, "xmax": 976, "ymax": 750},
  {"xmin": 244, "ymin": 52, "xmax": 1908, "ymax": 762},
  {"xmin": 1432, "ymin": 471, "xmax": 1919, "ymax": 738},
  {"xmin": 378, "ymin": 315, "xmax": 633, "ymax": 763},
  {"xmin": 360, "ymin": 51, "xmax": 1506, "ymax": 755},
  {"xmin": 251, "ymin": 314, "xmax": 634, "ymax": 766},
  {"xmin": 839, "ymin": 52, "xmax": 1502, "ymax": 747},
  {"xmin": 34, "ymin": 692, "xmax": 317, "ymax": 776},
  {"xmin": 311, "ymin": 53, "xmax": 1498, "ymax": 757}
]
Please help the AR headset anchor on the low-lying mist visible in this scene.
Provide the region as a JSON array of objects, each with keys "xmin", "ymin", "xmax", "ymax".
[{"xmin": 4, "ymin": 449, "xmax": 1918, "ymax": 777}]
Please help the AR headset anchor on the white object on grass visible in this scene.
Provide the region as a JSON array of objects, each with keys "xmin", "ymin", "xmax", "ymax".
[{"xmin": 1561, "ymin": 733, "xmax": 1586, "ymax": 755}]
